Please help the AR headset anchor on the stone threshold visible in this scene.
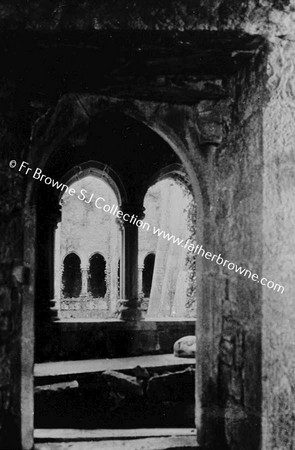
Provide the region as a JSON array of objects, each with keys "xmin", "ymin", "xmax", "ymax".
[
  {"xmin": 35, "ymin": 436, "xmax": 198, "ymax": 450},
  {"xmin": 35, "ymin": 428, "xmax": 196, "ymax": 442}
]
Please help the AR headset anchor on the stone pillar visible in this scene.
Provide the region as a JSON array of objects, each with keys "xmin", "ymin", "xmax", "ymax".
[
  {"xmin": 117, "ymin": 204, "xmax": 145, "ymax": 320},
  {"xmin": 117, "ymin": 218, "xmax": 125, "ymax": 300},
  {"xmin": 54, "ymin": 222, "xmax": 61, "ymax": 308},
  {"xmin": 138, "ymin": 265, "xmax": 144, "ymax": 296},
  {"xmin": 147, "ymin": 185, "xmax": 170, "ymax": 317},
  {"xmin": 60, "ymin": 264, "xmax": 64, "ymax": 294},
  {"xmin": 45, "ymin": 199, "xmax": 62, "ymax": 323},
  {"xmin": 81, "ymin": 265, "xmax": 89, "ymax": 296}
]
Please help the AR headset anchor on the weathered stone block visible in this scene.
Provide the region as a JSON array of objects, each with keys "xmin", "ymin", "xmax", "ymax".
[{"xmin": 35, "ymin": 380, "xmax": 79, "ymax": 394}]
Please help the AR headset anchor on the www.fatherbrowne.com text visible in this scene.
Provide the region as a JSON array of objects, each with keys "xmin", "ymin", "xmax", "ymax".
[{"xmin": 13, "ymin": 160, "xmax": 284, "ymax": 294}]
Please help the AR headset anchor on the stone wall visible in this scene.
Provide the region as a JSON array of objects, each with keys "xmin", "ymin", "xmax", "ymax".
[
  {"xmin": 261, "ymin": 38, "xmax": 295, "ymax": 450},
  {"xmin": 0, "ymin": 0, "xmax": 290, "ymax": 33},
  {"xmin": 0, "ymin": 84, "xmax": 32, "ymax": 448},
  {"xmin": 206, "ymin": 50, "xmax": 265, "ymax": 449},
  {"xmin": 208, "ymin": 35, "xmax": 295, "ymax": 450}
]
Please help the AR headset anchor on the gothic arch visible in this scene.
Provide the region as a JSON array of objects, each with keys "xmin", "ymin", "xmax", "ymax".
[
  {"xmin": 63, "ymin": 250, "xmax": 80, "ymax": 262},
  {"xmin": 25, "ymin": 95, "xmax": 210, "ymax": 215},
  {"xmin": 142, "ymin": 163, "xmax": 189, "ymax": 196},
  {"xmin": 58, "ymin": 160, "xmax": 127, "ymax": 205}
]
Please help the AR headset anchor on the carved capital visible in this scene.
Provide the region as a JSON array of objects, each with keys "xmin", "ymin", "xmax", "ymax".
[
  {"xmin": 120, "ymin": 203, "xmax": 145, "ymax": 222},
  {"xmin": 195, "ymin": 99, "xmax": 231, "ymax": 147},
  {"xmin": 117, "ymin": 298, "xmax": 142, "ymax": 321}
]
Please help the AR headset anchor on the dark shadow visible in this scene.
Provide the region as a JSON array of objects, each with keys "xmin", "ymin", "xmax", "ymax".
[
  {"xmin": 62, "ymin": 253, "xmax": 82, "ymax": 298},
  {"xmin": 143, "ymin": 253, "xmax": 155, "ymax": 297}
]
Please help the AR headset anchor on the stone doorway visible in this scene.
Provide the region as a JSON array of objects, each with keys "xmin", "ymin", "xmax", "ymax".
[{"xmin": 23, "ymin": 104, "xmax": 204, "ymax": 449}]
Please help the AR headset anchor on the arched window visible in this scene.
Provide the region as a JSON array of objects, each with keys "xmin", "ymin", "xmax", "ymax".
[
  {"xmin": 143, "ymin": 253, "xmax": 155, "ymax": 297},
  {"xmin": 88, "ymin": 253, "xmax": 107, "ymax": 298},
  {"xmin": 55, "ymin": 174, "xmax": 122, "ymax": 318},
  {"xmin": 62, "ymin": 253, "xmax": 82, "ymax": 298}
]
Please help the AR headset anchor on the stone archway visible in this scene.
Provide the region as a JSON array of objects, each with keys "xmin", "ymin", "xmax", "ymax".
[{"xmin": 22, "ymin": 96, "xmax": 213, "ymax": 449}]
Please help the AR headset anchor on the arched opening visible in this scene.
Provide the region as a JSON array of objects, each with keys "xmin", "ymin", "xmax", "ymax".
[
  {"xmin": 142, "ymin": 253, "xmax": 155, "ymax": 297},
  {"xmin": 54, "ymin": 173, "xmax": 122, "ymax": 319},
  {"xmin": 88, "ymin": 253, "xmax": 107, "ymax": 297},
  {"xmin": 24, "ymin": 104, "xmax": 205, "ymax": 446},
  {"xmin": 62, "ymin": 253, "xmax": 82, "ymax": 298}
]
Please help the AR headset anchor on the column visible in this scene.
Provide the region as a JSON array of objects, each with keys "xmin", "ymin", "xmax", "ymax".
[
  {"xmin": 54, "ymin": 222, "xmax": 61, "ymax": 310},
  {"xmin": 138, "ymin": 265, "xmax": 144, "ymax": 297},
  {"xmin": 81, "ymin": 265, "xmax": 89, "ymax": 296},
  {"xmin": 44, "ymin": 199, "xmax": 61, "ymax": 323},
  {"xmin": 117, "ymin": 204, "xmax": 145, "ymax": 321}
]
